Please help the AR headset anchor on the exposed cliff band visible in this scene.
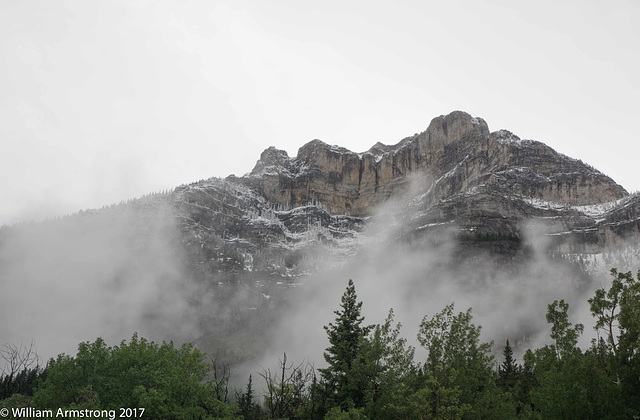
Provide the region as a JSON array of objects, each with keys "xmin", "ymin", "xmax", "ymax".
[{"xmin": 241, "ymin": 111, "xmax": 626, "ymax": 218}]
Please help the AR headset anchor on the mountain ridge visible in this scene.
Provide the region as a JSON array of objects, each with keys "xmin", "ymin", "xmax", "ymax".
[
  {"xmin": 237, "ymin": 111, "xmax": 626, "ymax": 217},
  {"xmin": 5, "ymin": 110, "xmax": 636, "ymax": 270},
  {"xmin": 3, "ymin": 110, "xmax": 640, "ymax": 369}
]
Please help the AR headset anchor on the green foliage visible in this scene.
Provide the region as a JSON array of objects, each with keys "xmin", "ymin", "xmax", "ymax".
[
  {"xmin": 320, "ymin": 279, "xmax": 372, "ymax": 410},
  {"xmin": 237, "ymin": 375, "xmax": 262, "ymax": 420},
  {"xmin": 417, "ymin": 303, "xmax": 500, "ymax": 417},
  {"xmin": 590, "ymin": 269, "xmax": 640, "ymax": 363},
  {"xmin": 528, "ymin": 297, "xmax": 627, "ymax": 419},
  {"xmin": 0, "ymin": 366, "xmax": 44, "ymax": 400},
  {"xmin": 0, "ymin": 393, "xmax": 34, "ymax": 418},
  {"xmin": 404, "ymin": 373, "xmax": 469, "ymax": 420},
  {"xmin": 498, "ymin": 340, "xmax": 516, "ymax": 389},
  {"xmin": 0, "ymin": 342, "xmax": 45, "ymax": 400},
  {"xmin": 529, "ymin": 347, "xmax": 621, "ymax": 420},
  {"xmin": 545, "ymin": 299, "xmax": 584, "ymax": 361},
  {"xmin": 324, "ymin": 406, "xmax": 369, "ymax": 419},
  {"xmin": 355, "ymin": 309, "xmax": 416, "ymax": 418},
  {"xmin": 588, "ymin": 268, "xmax": 640, "ymax": 417},
  {"xmin": 417, "ymin": 304, "xmax": 494, "ymax": 379},
  {"xmin": 8, "ymin": 267, "xmax": 640, "ymax": 419},
  {"xmin": 260, "ymin": 353, "xmax": 316, "ymax": 419},
  {"xmin": 588, "ymin": 269, "xmax": 625, "ymax": 356},
  {"xmin": 33, "ymin": 333, "xmax": 239, "ymax": 419}
]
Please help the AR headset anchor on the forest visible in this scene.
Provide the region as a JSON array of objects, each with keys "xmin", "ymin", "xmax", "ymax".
[{"xmin": 1, "ymin": 268, "xmax": 639, "ymax": 419}]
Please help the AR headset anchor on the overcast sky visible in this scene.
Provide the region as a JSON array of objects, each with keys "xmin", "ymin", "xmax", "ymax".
[{"xmin": 1, "ymin": 0, "xmax": 638, "ymax": 225}]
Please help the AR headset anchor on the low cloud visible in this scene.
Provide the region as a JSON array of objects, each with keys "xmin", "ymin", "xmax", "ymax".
[
  {"xmin": 252, "ymin": 199, "xmax": 604, "ymax": 378},
  {"xmin": 0, "ymin": 202, "xmax": 200, "ymax": 362}
]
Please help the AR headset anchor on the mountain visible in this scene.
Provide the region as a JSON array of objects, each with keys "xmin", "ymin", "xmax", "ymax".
[
  {"xmin": 173, "ymin": 110, "xmax": 638, "ymax": 276},
  {"xmin": 2, "ymin": 110, "xmax": 640, "ymax": 369}
]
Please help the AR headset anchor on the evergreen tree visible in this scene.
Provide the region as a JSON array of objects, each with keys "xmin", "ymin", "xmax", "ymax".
[
  {"xmin": 319, "ymin": 279, "xmax": 371, "ymax": 410},
  {"xmin": 501, "ymin": 340, "xmax": 515, "ymax": 374},
  {"xmin": 237, "ymin": 375, "xmax": 261, "ymax": 420},
  {"xmin": 498, "ymin": 339, "xmax": 516, "ymax": 389}
]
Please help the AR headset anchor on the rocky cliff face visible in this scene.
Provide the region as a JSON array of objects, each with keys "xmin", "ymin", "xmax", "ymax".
[
  {"xmin": 126, "ymin": 110, "xmax": 640, "ymax": 295},
  {"xmin": 165, "ymin": 111, "xmax": 640, "ymax": 362},
  {"xmin": 5, "ymin": 110, "xmax": 636, "ymax": 284},
  {"xmin": 3, "ymin": 110, "xmax": 640, "ymax": 368},
  {"xmin": 242, "ymin": 111, "xmax": 625, "ymax": 218},
  {"xmin": 182, "ymin": 110, "xmax": 631, "ymax": 265}
]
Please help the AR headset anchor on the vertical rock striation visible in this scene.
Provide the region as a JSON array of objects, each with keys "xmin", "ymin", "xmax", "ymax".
[{"xmin": 241, "ymin": 111, "xmax": 626, "ymax": 217}]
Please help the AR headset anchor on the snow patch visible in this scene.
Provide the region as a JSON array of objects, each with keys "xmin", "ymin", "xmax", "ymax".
[{"xmin": 523, "ymin": 195, "xmax": 628, "ymax": 221}]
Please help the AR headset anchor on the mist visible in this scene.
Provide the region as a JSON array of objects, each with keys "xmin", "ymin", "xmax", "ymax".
[
  {"xmin": 250, "ymin": 197, "xmax": 613, "ymax": 382},
  {"xmin": 0, "ymin": 200, "xmax": 201, "ymax": 362},
  {"xmin": 0, "ymin": 184, "xmax": 636, "ymax": 391}
]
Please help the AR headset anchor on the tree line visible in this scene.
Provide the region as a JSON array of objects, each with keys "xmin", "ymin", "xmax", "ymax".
[{"xmin": 1, "ymin": 268, "xmax": 639, "ymax": 419}]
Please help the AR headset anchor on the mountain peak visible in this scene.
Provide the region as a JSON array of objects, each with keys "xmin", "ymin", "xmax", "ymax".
[
  {"xmin": 427, "ymin": 110, "xmax": 490, "ymax": 142},
  {"xmin": 250, "ymin": 146, "xmax": 291, "ymax": 176},
  {"xmin": 241, "ymin": 110, "xmax": 625, "ymax": 218}
]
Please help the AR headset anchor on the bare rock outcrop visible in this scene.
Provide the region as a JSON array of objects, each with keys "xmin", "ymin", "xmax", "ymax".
[
  {"xmin": 148, "ymin": 111, "xmax": 639, "ymax": 276},
  {"xmin": 241, "ymin": 111, "xmax": 626, "ymax": 218}
]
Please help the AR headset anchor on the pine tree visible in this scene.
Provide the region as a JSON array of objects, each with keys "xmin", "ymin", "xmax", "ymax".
[
  {"xmin": 498, "ymin": 339, "xmax": 516, "ymax": 389},
  {"xmin": 319, "ymin": 279, "xmax": 371, "ymax": 410},
  {"xmin": 238, "ymin": 374, "xmax": 261, "ymax": 420}
]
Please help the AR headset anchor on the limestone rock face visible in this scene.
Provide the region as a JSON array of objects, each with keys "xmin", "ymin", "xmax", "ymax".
[
  {"xmin": 241, "ymin": 111, "xmax": 626, "ymax": 218},
  {"xmin": 165, "ymin": 110, "xmax": 638, "ymax": 275}
]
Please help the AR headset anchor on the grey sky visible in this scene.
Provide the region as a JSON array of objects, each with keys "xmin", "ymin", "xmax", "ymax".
[{"xmin": 1, "ymin": 0, "xmax": 638, "ymax": 225}]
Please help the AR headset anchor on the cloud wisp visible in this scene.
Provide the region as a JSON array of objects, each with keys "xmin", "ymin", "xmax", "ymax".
[{"xmin": 0, "ymin": 201, "xmax": 201, "ymax": 361}]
